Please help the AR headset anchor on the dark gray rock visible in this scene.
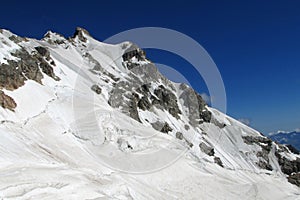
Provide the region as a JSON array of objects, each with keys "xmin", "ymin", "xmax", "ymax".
[
  {"xmin": 176, "ymin": 132, "xmax": 183, "ymax": 140},
  {"xmin": 160, "ymin": 122, "xmax": 173, "ymax": 133},
  {"xmin": 35, "ymin": 46, "xmax": 50, "ymax": 58},
  {"xmin": 200, "ymin": 110, "xmax": 212, "ymax": 123},
  {"xmin": 129, "ymin": 93, "xmax": 141, "ymax": 122},
  {"xmin": 257, "ymin": 160, "xmax": 273, "ymax": 171},
  {"xmin": 184, "ymin": 124, "xmax": 190, "ymax": 130},
  {"xmin": 84, "ymin": 53, "xmax": 102, "ymax": 71},
  {"xmin": 184, "ymin": 138, "xmax": 194, "ymax": 148},
  {"xmin": 179, "ymin": 83, "xmax": 211, "ymax": 126},
  {"xmin": 275, "ymin": 152, "xmax": 300, "ymax": 175},
  {"xmin": 12, "ymin": 49, "xmax": 44, "ymax": 83},
  {"xmin": 256, "ymin": 151, "xmax": 269, "ymax": 164},
  {"xmin": 122, "ymin": 45, "xmax": 146, "ymax": 62},
  {"xmin": 196, "ymin": 93, "xmax": 211, "ymax": 123},
  {"xmin": 108, "ymin": 81, "xmax": 142, "ymax": 123},
  {"xmin": 151, "ymin": 121, "xmax": 173, "ymax": 134},
  {"xmin": 242, "ymin": 136, "xmax": 272, "ymax": 146},
  {"xmin": 151, "ymin": 121, "xmax": 164, "ymax": 132},
  {"xmin": 137, "ymin": 96, "xmax": 151, "ymax": 111},
  {"xmin": 214, "ymin": 156, "xmax": 224, "ymax": 167},
  {"xmin": 151, "ymin": 95, "xmax": 161, "ymax": 106},
  {"xmin": 39, "ymin": 61, "xmax": 60, "ymax": 81},
  {"xmin": 141, "ymin": 84, "xmax": 150, "ymax": 93},
  {"xmin": 9, "ymin": 35, "xmax": 25, "ymax": 43},
  {"xmin": 91, "ymin": 84, "xmax": 102, "ymax": 94},
  {"xmin": 44, "ymin": 31, "xmax": 66, "ymax": 45},
  {"xmin": 72, "ymin": 27, "xmax": 90, "ymax": 43},
  {"xmin": 288, "ymin": 173, "xmax": 300, "ymax": 187},
  {"xmin": 153, "ymin": 85, "xmax": 181, "ymax": 119},
  {"xmin": 243, "ymin": 135, "xmax": 274, "ymax": 171},
  {"xmin": 199, "ymin": 142, "xmax": 214, "ymax": 156},
  {"xmin": 122, "ymin": 44, "xmax": 147, "ymax": 70}
]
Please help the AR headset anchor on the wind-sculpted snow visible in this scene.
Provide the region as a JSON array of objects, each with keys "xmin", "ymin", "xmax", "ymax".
[{"xmin": 0, "ymin": 28, "xmax": 299, "ymax": 199}]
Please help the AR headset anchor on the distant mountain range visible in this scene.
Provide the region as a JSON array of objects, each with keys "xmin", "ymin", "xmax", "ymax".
[{"xmin": 269, "ymin": 130, "xmax": 300, "ymax": 152}]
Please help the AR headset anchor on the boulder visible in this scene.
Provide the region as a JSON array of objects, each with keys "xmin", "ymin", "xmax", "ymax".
[{"xmin": 199, "ymin": 142, "xmax": 214, "ymax": 156}]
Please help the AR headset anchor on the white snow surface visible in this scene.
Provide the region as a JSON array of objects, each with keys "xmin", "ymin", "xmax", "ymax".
[{"xmin": 0, "ymin": 29, "xmax": 299, "ymax": 199}]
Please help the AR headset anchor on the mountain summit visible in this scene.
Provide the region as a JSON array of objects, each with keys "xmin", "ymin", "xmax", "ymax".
[{"xmin": 0, "ymin": 28, "xmax": 299, "ymax": 199}]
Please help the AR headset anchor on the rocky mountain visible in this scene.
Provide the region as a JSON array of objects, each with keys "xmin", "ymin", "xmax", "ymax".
[
  {"xmin": 0, "ymin": 27, "xmax": 299, "ymax": 199},
  {"xmin": 269, "ymin": 130, "xmax": 300, "ymax": 153}
]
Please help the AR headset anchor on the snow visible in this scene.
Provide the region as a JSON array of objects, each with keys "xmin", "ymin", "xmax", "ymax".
[
  {"xmin": 0, "ymin": 29, "xmax": 299, "ymax": 199},
  {"xmin": 0, "ymin": 30, "xmax": 21, "ymax": 64}
]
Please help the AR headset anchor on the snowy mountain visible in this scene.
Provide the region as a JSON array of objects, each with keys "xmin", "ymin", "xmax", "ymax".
[
  {"xmin": 269, "ymin": 130, "xmax": 300, "ymax": 153},
  {"xmin": 0, "ymin": 27, "xmax": 299, "ymax": 199}
]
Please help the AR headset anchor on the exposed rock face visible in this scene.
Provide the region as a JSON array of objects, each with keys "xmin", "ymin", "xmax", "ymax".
[
  {"xmin": 9, "ymin": 35, "xmax": 26, "ymax": 43},
  {"xmin": 276, "ymin": 153, "xmax": 300, "ymax": 175},
  {"xmin": 179, "ymin": 84, "xmax": 211, "ymax": 125},
  {"xmin": 184, "ymin": 138, "xmax": 194, "ymax": 148},
  {"xmin": 199, "ymin": 142, "xmax": 215, "ymax": 156},
  {"xmin": 129, "ymin": 93, "xmax": 141, "ymax": 122},
  {"xmin": 137, "ymin": 96, "xmax": 151, "ymax": 111},
  {"xmin": 109, "ymin": 79, "xmax": 183, "ymax": 124},
  {"xmin": 0, "ymin": 91, "xmax": 16, "ymax": 111},
  {"xmin": 72, "ymin": 27, "xmax": 90, "ymax": 43},
  {"xmin": 160, "ymin": 122, "xmax": 173, "ymax": 133},
  {"xmin": 257, "ymin": 160, "xmax": 273, "ymax": 171},
  {"xmin": 242, "ymin": 135, "xmax": 272, "ymax": 145},
  {"xmin": 243, "ymin": 135, "xmax": 300, "ymax": 184},
  {"xmin": 35, "ymin": 46, "xmax": 50, "ymax": 58},
  {"xmin": 84, "ymin": 53, "xmax": 102, "ymax": 71},
  {"xmin": 122, "ymin": 45, "xmax": 146, "ymax": 70},
  {"xmin": 0, "ymin": 59, "xmax": 27, "ymax": 90},
  {"xmin": 0, "ymin": 47, "xmax": 52, "ymax": 90},
  {"xmin": 176, "ymin": 132, "xmax": 183, "ymax": 140},
  {"xmin": 288, "ymin": 173, "xmax": 300, "ymax": 187},
  {"xmin": 242, "ymin": 135, "xmax": 273, "ymax": 170},
  {"xmin": 214, "ymin": 157, "xmax": 224, "ymax": 167},
  {"xmin": 43, "ymin": 31, "xmax": 66, "ymax": 45},
  {"xmin": 200, "ymin": 110, "xmax": 212, "ymax": 123},
  {"xmin": 151, "ymin": 121, "xmax": 173, "ymax": 133},
  {"xmin": 184, "ymin": 124, "xmax": 190, "ymax": 130},
  {"xmin": 91, "ymin": 84, "xmax": 102, "ymax": 94},
  {"xmin": 0, "ymin": 43, "xmax": 59, "ymax": 110},
  {"xmin": 153, "ymin": 85, "xmax": 181, "ymax": 119},
  {"xmin": 108, "ymin": 45, "xmax": 187, "ymax": 124}
]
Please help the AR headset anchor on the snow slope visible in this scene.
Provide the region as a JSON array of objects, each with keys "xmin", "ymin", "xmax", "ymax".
[{"xmin": 0, "ymin": 28, "xmax": 299, "ymax": 199}]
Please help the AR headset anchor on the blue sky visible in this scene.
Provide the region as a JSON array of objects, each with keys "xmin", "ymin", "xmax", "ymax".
[{"xmin": 1, "ymin": 0, "xmax": 299, "ymax": 134}]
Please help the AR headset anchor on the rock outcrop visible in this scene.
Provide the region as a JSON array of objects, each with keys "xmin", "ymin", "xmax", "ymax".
[
  {"xmin": 0, "ymin": 43, "xmax": 59, "ymax": 110},
  {"xmin": 0, "ymin": 91, "xmax": 16, "ymax": 111}
]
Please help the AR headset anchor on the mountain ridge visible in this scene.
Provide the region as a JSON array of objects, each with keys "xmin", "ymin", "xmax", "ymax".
[{"xmin": 0, "ymin": 28, "xmax": 299, "ymax": 199}]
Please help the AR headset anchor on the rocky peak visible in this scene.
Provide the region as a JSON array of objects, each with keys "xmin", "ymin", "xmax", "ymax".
[
  {"xmin": 72, "ymin": 27, "xmax": 91, "ymax": 42},
  {"xmin": 43, "ymin": 31, "xmax": 66, "ymax": 45}
]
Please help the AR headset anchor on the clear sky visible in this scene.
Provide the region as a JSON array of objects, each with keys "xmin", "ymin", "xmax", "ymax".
[{"xmin": 1, "ymin": 0, "xmax": 299, "ymax": 134}]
